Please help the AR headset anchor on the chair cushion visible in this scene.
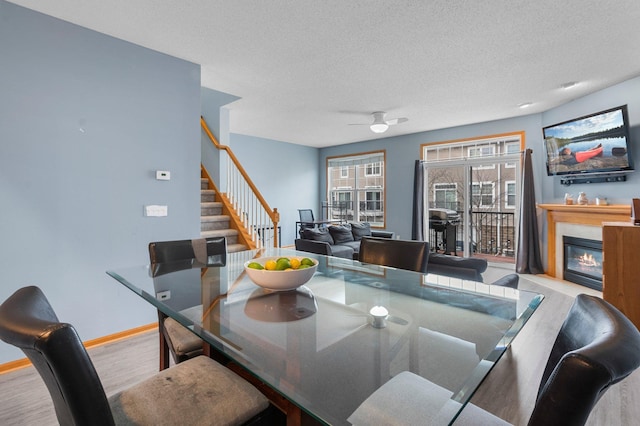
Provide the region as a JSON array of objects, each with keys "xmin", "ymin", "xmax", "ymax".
[
  {"xmin": 329, "ymin": 244, "xmax": 355, "ymax": 259},
  {"xmin": 164, "ymin": 317, "xmax": 203, "ymax": 355},
  {"xmin": 350, "ymin": 222, "xmax": 372, "ymax": 241},
  {"xmin": 329, "ymin": 224, "xmax": 354, "ymax": 244},
  {"xmin": 301, "ymin": 227, "xmax": 334, "ymax": 245},
  {"xmin": 109, "ymin": 356, "xmax": 269, "ymax": 425},
  {"xmin": 348, "ymin": 371, "xmax": 510, "ymax": 426}
]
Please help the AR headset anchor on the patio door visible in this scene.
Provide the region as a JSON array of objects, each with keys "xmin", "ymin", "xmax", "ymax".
[{"xmin": 422, "ymin": 133, "xmax": 523, "ymax": 260}]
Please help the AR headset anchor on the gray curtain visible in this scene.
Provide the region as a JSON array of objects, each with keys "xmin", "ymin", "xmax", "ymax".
[
  {"xmin": 516, "ymin": 149, "xmax": 544, "ymax": 274},
  {"xmin": 412, "ymin": 160, "xmax": 425, "ymax": 241}
]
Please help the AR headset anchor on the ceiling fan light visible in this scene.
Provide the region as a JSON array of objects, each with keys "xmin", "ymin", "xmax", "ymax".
[{"xmin": 370, "ymin": 123, "xmax": 389, "ymax": 133}]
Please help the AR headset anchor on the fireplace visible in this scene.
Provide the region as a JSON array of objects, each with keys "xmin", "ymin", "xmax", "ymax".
[{"xmin": 563, "ymin": 236, "xmax": 603, "ymax": 291}]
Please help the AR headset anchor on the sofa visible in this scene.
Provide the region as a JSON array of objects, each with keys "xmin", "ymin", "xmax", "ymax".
[
  {"xmin": 295, "ymin": 223, "xmax": 488, "ymax": 281},
  {"xmin": 295, "ymin": 223, "xmax": 395, "ymax": 260}
]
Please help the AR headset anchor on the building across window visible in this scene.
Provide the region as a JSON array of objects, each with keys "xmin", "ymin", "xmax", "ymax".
[
  {"xmin": 365, "ymin": 162, "xmax": 382, "ymax": 176},
  {"xmin": 472, "ymin": 182, "xmax": 495, "ymax": 207},
  {"xmin": 505, "ymin": 181, "xmax": 516, "ymax": 208},
  {"xmin": 434, "ymin": 183, "xmax": 458, "ymax": 210},
  {"xmin": 327, "ymin": 151, "xmax": 385, "ymax": 227}
]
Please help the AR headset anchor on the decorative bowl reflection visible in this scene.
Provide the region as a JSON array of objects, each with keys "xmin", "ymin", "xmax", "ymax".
[
  {"xmin": 243, "ymin": 256, "xmax": 318, "ymax": 291},
  {"xmin": 244, "ymin": 287, "xmax": 317, "ymax": 322}
]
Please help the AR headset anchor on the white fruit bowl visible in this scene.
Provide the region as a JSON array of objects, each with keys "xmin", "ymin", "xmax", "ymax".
[{"xmin": 244, "ymin": 256, "xmax": 318, "ymax": 291}]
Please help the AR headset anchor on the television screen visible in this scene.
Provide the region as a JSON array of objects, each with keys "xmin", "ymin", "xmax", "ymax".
[{"xmin": 543, "ymin": 105, "xmax": 634, "ymax": 176}]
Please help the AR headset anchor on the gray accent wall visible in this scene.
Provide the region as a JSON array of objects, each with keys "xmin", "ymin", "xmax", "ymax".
[{"xmin": 0, "ymin": 2, "xmax": 201, "ymax": 363}]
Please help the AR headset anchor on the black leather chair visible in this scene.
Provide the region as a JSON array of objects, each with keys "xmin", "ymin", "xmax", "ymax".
[
  {"xmin": 148, "ymin": 237, "xmax": 226, "ymax": 370},
  {"xmin": 358, "ymin": 236, "xmax": 430, "ymax": 273},
  {"xmin": 0, "ymin": 286, "xmax": 270, "ymax": 426},
  {"xmin": 349, "ymin": 294, "xmax": 640, "ymax": 425},
  {"xmin": 525, "ymin": 294, "xmax": 640, "ymax": 425}
]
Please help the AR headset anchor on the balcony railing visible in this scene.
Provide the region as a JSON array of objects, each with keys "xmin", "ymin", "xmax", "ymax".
[{"xmin": 429, "ymin": 210, "xmax": 516, "ymax": 258}]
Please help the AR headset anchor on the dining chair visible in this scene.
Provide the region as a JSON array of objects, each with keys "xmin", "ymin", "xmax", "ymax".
[
  {"xmin": 358, "ymin": 236, "xmax": 430, "ymax": 273},
  {"xmin": 148, "ymin": 237, "xmax": 226, "ymax": 370},
  {"xmin": 0, "ymin": 286, "xmax": 271, "ymax": 426},
  {"xmin": 348, "ymin": 294, "xmax": 640, "ymax": 425}
]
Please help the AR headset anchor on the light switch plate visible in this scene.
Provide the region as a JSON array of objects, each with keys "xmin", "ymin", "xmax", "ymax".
[{"xmin": 144, "ymin": 205, "xmax": 168, "ymax": 217}]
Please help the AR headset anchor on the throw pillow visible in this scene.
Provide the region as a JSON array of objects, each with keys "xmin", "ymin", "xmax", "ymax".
[
  {"xmin": 301, "ymin": 227, "xmax": 334, "ymax": 245},
  {"xmin": 328, "ymin": 224, "xmax": 354, "ymax": 244},
  {"xmin": 350, "ymin": 222, "xmax": 372, "ymax": 241}
]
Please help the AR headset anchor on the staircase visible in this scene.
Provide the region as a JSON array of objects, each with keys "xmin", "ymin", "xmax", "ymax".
[
  {"xmin": 200, "ymin": 117, "xmax": 279, "ymax": 249},
  {"xmin": 200, "ymin": 177, "xmax": 248, "ymax": 253}
]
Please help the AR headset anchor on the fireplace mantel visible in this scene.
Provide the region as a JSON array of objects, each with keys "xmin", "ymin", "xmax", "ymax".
[{"xmin": 537, "ymin": 204, "xmax": 631, "ymax": 277}]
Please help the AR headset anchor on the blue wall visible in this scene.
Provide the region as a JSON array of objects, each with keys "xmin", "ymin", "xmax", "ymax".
[
  {"xmin": 0, "ymin": 2, "xmax": 201, "ymax": 363},
  {"xmin": 229, "ymin": 133, "xmax": 320, "ymax": 245},
  {"xmin": 201, "ymin": 87, "xmax": 240, "ymax": 184}
]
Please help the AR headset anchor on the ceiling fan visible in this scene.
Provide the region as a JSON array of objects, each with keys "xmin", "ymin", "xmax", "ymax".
[{"xmin": 350, "ymin": 111, "xmax": 409, "ymax": 133}]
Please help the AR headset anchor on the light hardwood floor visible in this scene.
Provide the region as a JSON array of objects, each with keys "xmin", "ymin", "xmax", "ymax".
[{"xmin": 0, "ymin": 267, "xmax": 638, "ymax": 425}]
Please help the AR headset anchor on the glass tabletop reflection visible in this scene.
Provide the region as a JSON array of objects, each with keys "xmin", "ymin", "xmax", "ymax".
[{"xmin": 107, "ymin": 248, "xmax": 543, "ymax": 426}]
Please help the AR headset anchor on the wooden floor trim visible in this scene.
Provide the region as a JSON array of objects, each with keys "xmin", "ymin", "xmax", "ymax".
[{"xmin": 0, "ymin": 323, "xmax": 158, "ymax": 374}]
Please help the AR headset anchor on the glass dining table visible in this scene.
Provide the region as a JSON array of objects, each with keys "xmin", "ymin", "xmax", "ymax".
[{"xmin": 107, "ymin": 248, "xmax": 543, "ymax": 426}]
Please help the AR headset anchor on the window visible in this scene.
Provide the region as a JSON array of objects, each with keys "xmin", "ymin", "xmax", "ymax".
[
  {"xmin": 505, "ymin": 142, "xmax": 519, "ymax": 168},
  {"xmin": 362, "ymin": 191, "xmax": 382, "ymax": 211},
  {"xmin": 331, "ymin": 190, "xmax": 353, "ymax": 209},
  {"xmin": 365, "ymin": 162, "xmax": 381, "ymax": 176},
  {"xmin": 505, "ymin": 181, "xmax": 516, "ymax": 208},
  {"xmin": 434, "ymin": 183, "xmax": 458, "ymax": 210},
  {"xmin": 472, "ymin": 182, "xmax": 495, "ymax": 207},
  {"xmin": 358, "ymin": 190, "xmax": 383, "ymax": 222},
  {"xmin": 421, "ymin": 132, "xmax": 523, "ymax": 256},
  {"xmin": 327, "ymin": 151, "xmax": 385, "ymax": 227},
  {"xmin": 468, "ymin": 145, "xmax": 495, "ymax": 169}
]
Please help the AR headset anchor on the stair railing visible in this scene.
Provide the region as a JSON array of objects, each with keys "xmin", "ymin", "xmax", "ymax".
[{"xmin": 201, "ymin": 117, "xmax": 280, "ymax": 248}]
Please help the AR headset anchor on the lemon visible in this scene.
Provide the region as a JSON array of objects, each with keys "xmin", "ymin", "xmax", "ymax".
[
  {"xmin": 275, "ymin": 258, "xmax": 291, "ymax": 271},
  {"xmin": 300, "ymin": 258, "xmax": 314, "ymax": 266},
  {"xmin": 247, "ymin": 262, "xmax": 264, "ymax": 270},
  {"xmin": 289, "ymin": 258, "xmax": 301, "ymax": 269},
  {"xmin": 264, "ymin": 260, "xmax": 277, "ymax": 270}
]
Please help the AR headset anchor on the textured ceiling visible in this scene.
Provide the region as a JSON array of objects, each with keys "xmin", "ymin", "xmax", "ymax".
[{"xmin": 8, "ymin": 0, "xmax": 640, "ymax": 147}]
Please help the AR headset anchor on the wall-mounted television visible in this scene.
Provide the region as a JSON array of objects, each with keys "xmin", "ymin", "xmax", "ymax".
[{"xmin": 543, "ymin": 105, "xmax": 634, "ymax": 177}]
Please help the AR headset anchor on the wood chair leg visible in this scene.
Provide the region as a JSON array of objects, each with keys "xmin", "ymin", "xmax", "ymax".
[{"xmin": 157, "ymin": 312, "xmax": 170, "ymax": 371}]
